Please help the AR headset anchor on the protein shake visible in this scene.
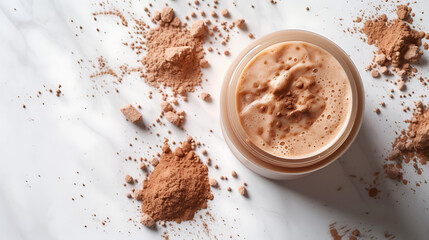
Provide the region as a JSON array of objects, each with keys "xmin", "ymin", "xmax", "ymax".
[{"xmin": 236, "ymin": 41, "xmax": 352, "ymax": 159}]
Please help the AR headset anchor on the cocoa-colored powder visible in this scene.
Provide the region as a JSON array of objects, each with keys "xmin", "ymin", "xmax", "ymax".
[
  {"xmin": 368, "ymin": 187, "xmax": 379, "ymax": 198},
  {"xmin": 396, "ymin": 4, "xmax": 411, "ymax": 20},
  {"xmin": 329, "ymin": 223, "xmax": 368, "ymax": 240},
  {"xmin": 389, "ymin": 102, "xmax": 429, "ymax": 178},
  {"xmin": 329, "ymin": 228, "xmax": 342, "ymax": 240},
  {"xmin": 139, "ymin": 137, "xmax": 213, "ymax": 223},
  {"xmin": 362, "ymin": 5, "xmax": 425, "ymax": 77},
  {"xmin": 329, "ymin": 223, "xmax": 343, "ymax": 240},
  {"xmin": 90, "ymin": 6, "xmax": 244, "ymax": 98},
  {"xmin": 92, "ymin": 10, "xmax": 128, "ymax": 27},
  {"xmin": 141, "ymin": 8, "xmax": 207, "ymax": 95},
  {"xmin": 160, "ymin": 101, "xmax": 186, "ymax": 128}
]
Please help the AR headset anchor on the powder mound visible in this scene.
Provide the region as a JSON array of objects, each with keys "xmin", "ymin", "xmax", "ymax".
[
  {"xmin": 363, "ymin": 19, "xmax": 423, "ymax": 68},
  {"xmin": 140, "ymin": 137, "xmax": 213, "ymax": 223},
  {"xmin": 141, "ymin": 9, "xmax": 206, "ymax": 95},
  {"xmin": 361, "ymin": 5, "xmax": 425, "ymax": 80},
  {"xmin": 389, "ymin": 102, "xmax": 429, "ymax": 179}
]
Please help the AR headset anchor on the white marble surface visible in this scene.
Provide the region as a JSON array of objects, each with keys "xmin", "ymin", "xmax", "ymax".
[{"xmin": 1, "ymin": 0, "xmax": 429, "ymax": 239}]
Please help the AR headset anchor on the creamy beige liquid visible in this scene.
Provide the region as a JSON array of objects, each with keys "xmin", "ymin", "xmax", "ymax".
[{"xmin": 236, "ymin": 41, "xmax": 352, "ymax": 158}]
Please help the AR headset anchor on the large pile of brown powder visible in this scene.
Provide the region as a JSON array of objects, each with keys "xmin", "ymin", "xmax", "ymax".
[
  {"xmin": 363, "ymin": 19, "xmax": 423, "ymax": 67},
  {"xmin": 362, "ymin": 5, "xmax": 425, "ymax": 82},
  {"xmin": 140, "ymin": 8, "xmax": 207, "ymax": 95},
  {"xmin": 137, "ymin": 137, "xmax": 213, "ymax": 225}
]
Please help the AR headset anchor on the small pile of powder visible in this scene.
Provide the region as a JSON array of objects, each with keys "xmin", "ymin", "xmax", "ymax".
[
  {"xmin": 89, "ymin": 5, "xmax": 250, "ymax": 97},
  {"xmin": 389, "ymin": 101, "xmax": 429, "ymax": 181},
  {"xmin": 138, "ymin": 137, "xmax": 213, "ymax": 224},
  {"xmin": 141, "ymin": 7, "xmax": 207, "ymax": 95},
  {"xmin": 362, "ymin": 5, "xmax": 426, "ymax": 81}
]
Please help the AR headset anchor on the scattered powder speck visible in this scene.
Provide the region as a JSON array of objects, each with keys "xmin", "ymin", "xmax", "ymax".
[{"xmin": 328, "ymin": 222, "xmax": 383, "ymax": 240}]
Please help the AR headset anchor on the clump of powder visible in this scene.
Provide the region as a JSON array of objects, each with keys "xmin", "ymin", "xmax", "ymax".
[
  {"xmin": 141, "ymin": 8, "xmax": 207, "ymax": 95},
  {"xmin": 389, "ymin": 101, "xmax": 429, "ymax": 180},
  {"xmin": 160, "ymin": 101, "xmax": 185, "ymax": 128},
  {"xmin": 120, "ymin": 104, "xmax": 142, "ymax": 123},
  {"xmin": 361, "ymin": 5, "xmax": 425, "ymax": 80},
  {"xmin": 138, "ymin": 137, "xmax": 213, "ymax": 224}
]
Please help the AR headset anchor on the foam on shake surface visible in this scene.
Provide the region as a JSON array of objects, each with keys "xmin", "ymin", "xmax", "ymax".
[{"xmin": 236, "ymin": 41, "xmax": 352, "ymax": 159}]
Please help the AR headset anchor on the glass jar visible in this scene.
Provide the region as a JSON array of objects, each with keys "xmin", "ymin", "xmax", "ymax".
[{"xmin": 220, "ymin": 30, "xmax": 364, "ymax": 180}]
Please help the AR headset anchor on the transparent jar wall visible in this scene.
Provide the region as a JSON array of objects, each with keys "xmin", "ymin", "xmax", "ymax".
[{"xmin": 220, "ymin": 30, "xmax": 364, "ymax": 180}]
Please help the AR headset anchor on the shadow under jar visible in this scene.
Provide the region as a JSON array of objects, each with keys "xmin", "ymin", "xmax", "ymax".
[{"xmin": 220, "ymin": 30, "xmax": 364, "ymax": 180}]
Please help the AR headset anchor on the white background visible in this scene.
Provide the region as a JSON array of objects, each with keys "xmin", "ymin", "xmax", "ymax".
[{"xmin": 1, "ymin": 0, "xmax": 428, "ymax": 239}]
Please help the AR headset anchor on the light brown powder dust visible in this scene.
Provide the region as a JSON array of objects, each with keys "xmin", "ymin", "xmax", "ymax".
[
  {"xmin": 389, "ymin": 102, "xmax": 429, "ymax": 181},
  {"xmin": 362, "ymin": 5, "xmax": 425, "ymax": 79},
  {"xmin": 139, "ymin": 137, "xmax": 213, "ymax": 223},
  {"xmin": 141, "ymin": 8, "xmax": 207, "ymax": 95}
]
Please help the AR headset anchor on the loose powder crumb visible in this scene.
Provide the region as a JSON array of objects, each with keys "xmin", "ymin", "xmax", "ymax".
[
  {"xmin": 150, "ymin": 157, "xmax": 159, "ymax": 167},
  {"xmin": 190, "ymin": 20, "xmax": 207, "ymax": 38},
  {"xmin": 161, "ymin": 101, "xmax": 186, "ymax": 128},
  {"xmin": 139, "ymin": 162, "xmax": 147, "ymax": 171},
  {"xmin": 362, "ymin": 5, "xmax": 425, "ymax": 83},
  {"xmin": 165, "ymin": 111, "xmax": 185, "ymax": 128},
  {"xmin": 209, "ymin": 178, "xmax": 218, "ymax": 187},
  {"xmin": 161, "ymin": 7, "xmax": 174, "ymax": 23},
  {"xmin": 125, "ymin": 174, "xmax": 134, "ymax": 184},
  {"xmin": 374, "ymin": 107, "xmax": 380, "ymax": 114},
  {"xmin": 134, "ymin": 189, "xmax": 144, "ymax": 201},
  {"xmin": 201, "ymin": 92, "xmax": 211, "ymax": 101},
  {"xmin": 120, "ymin": 104, "xmax": 142, "ymax": 123},
  {"xmin": 220, "ymin": 9, "xmax": 229, "ymax": 17},
  {"xmin": 396, "ymin": 4, "xmax": 411, "ymax": 20},
  {"xmin": 200, "ymin": 59, "xmax": 209, "ymax": 68},
  {"xmin": 238, "ymin": 185, "xmax": 247, "ymax": 196},
  {"xmin": 397, "ymin": 80, "xmax": 406, "ymax": 91},
  {"xmin": 235, "ymin": 19, "xmax": 245, "ymax": 29},
  {"xmin": 140, "ymin": 213, "xmax": 156, "ymax": 228},
  {"xmin": 371, "ymin": 69, "xmax": 380, "ymax": 78},
  {"xmin": 368, "ymin": 187, "xmax": 379, "ymax": 198}
]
